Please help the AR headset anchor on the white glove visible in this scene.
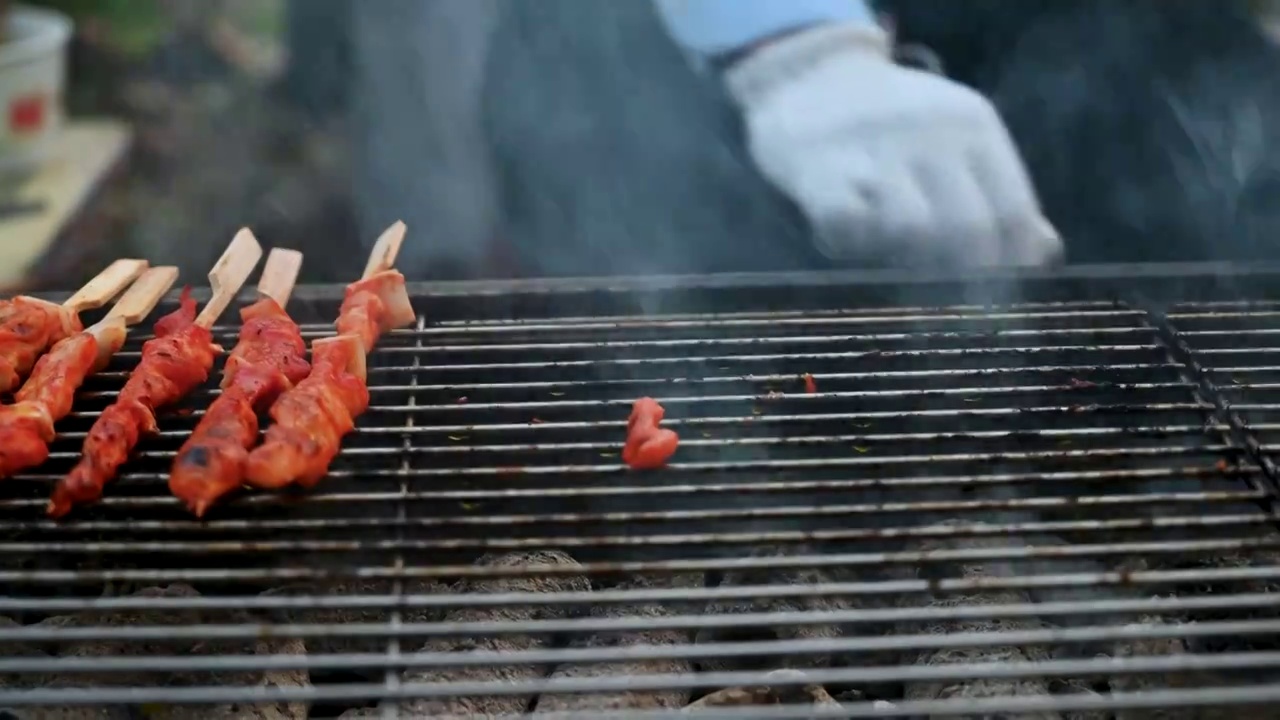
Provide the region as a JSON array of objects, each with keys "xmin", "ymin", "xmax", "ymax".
[{"xmin": 724, "ymin": 24, "xmax": 1063, "ymax": 269}]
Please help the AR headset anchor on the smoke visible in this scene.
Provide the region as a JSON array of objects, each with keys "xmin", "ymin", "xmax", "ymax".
[
  {"xmin": 349, "ymin": 0, "xmax": 503, "ymax": 280},
  {"xmin": 886, "ymin": 0, "xmax": 1280, "ymax": 265},
  {"xmin": 481, "ymin": 0, "xmax": 818, "ymax": 279}
]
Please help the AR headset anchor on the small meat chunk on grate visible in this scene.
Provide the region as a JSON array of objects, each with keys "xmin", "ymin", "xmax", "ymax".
[{"xmin": 532, "ymin": 573, "xmax": 704, "ymax": 713}]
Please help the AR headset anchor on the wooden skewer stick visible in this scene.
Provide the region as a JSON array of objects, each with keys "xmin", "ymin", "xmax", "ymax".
[
  {"xmin": 83, "ymin": 267, "xmax": 181, "ymax": 362},
  {"xmin": 256, "ymin": 248, "xmax": 303, "ymax": 308},
  {"xmin": 361, "ymin": 220, "xmax": 406, "ymax": 280},
  {"xmin": 25, "ymin": 265, "xmax": 183, "ymax": 386},
  {"xmin": 14, "ymin": 259, "xmax": 150, "ymax": 325},
  {"xmin": 59, "ymin": 259, "xmax": 150, "ymax": 313},
  {"xmin": 195, "ymin": 229, "xmax": 265, "ymax": 329},
  {"xmin": 103, "ymin": 267, "xmax": 181, "ymax": 327},
  {"xmin": 312, "ymin": 225, "xmax": 409, "ymax": 384},
  {"xmin": 3, "ymin": 267, "xmax": 179, "ymax": 453}
]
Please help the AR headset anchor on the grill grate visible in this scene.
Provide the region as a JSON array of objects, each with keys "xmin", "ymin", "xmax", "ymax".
[{"xmin": 2, "ymin": 264, "xmax": 1280, "ymax": 718}]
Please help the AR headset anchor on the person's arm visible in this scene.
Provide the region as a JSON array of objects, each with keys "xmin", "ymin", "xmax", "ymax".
[{"xmin": 651, "ymin": 0, "xmax": 877, "ymax": 65}]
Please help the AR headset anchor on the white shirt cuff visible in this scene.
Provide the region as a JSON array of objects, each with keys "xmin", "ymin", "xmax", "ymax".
[{"xmin": 652, "ymin": 0, "xmax": 876, "ymax": 56}]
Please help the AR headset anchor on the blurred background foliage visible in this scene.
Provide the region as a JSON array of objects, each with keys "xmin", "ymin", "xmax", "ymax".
[
  {"xmin": 31, "ymin": 0, "xmax": 282, "ymax": 60},
  {"xmin": 34, "ymin": 0, "xmax": 171, "ymax": 59},
  {"xmin": 15, "ymin": 0, "xmax": 355, "ymax": 285}
]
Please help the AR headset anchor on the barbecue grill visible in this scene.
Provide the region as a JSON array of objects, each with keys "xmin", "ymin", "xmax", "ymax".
[{"xmin": 2, "ymin": 262, "xmax": 1280, "ymax": 718}]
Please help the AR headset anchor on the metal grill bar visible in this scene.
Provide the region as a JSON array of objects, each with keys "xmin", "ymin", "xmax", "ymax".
[
  {"xmin": 5, "ymin": 592, "xmax": 1280, "ymax": 644},
  {"xmin": 4, "ymin": 267, "xmax": 1280, "ymax": 717},
  {"xmin": 0, "ymin": 563, "xmax": 1278, "ymax": 610},
  {"xmin": 9, "ymin": 681, "xmax": 1280, "ymax": 718},
  {"xmin": 8, "ymin": 616, "xmax": 1280, "ymax": 670}
]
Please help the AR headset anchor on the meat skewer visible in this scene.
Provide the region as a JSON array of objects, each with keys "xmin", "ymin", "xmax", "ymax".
[
  {"xmin": 48, "ymin": 231, "xmax": 264, "ymax": 518},
  {"xmin": 0, "ymin": 258, "xmax": 147, "ymax": 394},
  {"xmin": 0, "ymin": 266, "xmax": 179, "ymax": 480},
  {"xmin": 244, "ymin": 221, "xmax": 415, "ymax": 490},
  {"xmin": 169, "ymin": 247, "xmax": 309, "ymax": 517}
]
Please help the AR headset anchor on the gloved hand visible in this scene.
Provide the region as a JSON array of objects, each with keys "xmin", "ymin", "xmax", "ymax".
[{"xmin": 724, "ymin": 23, "xmax": 1063, "ymax": 269}]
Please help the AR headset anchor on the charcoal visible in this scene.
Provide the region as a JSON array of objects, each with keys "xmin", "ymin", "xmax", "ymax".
[
  {"xmin": 681, "ymin": 669, "xmax": 843, "ymax": 712},
  {"xmin": 1108, "ymin": 616, "xmax": 1199, "ymax": 720},
  {"xmin": 892, "ymin": 526, "xmax": 1058, "ymax": 717},
  {"xmin": 34, "ymin": 584, "xmax": 258, "ymax": 689},
  {"xmin": 143, "ymin": 637, "xmax": 310, "ymax": 720},
  {"xmin": 1113, "ymin": 548, "xmax": 1280, "ymax": 690},
  {"xmin": 1045, "ymin": 677, "xmax": 1108, "ymax": 720},
  {"xmin": 1096, "ymin": 556, "xmax": 1276, "ymax": 719},
  {"xmin": 531, "ymin": 573, "xmax": 703, "ymax": 713},
  {"xmin": 0, "ymin": 616, "xmax": 51, "ymax": 690},
  {"xmin": 0, "ymin": 584, "xmax": 282, "ymax": 717},
  {"xmin": 696, "ymin": 545, "xmax": 848, "ymax": 673},
  {"xmin": 348, "ymin": 550, "xmax": 590, "ymax": 718},
  {"xmin": 0, "ymin": 708, "xmax": 131, "ymax": 720},
  {"xmin": 26, "ymin": 583, "xmax": 308, "ymax": 719},
  {"xmin": 258, "ymin": 578, "xmax": 450, "ymax": 656},
  {"xmin": 1129, "ymin": 540, "xmax": 1280, "ymax": 648}
]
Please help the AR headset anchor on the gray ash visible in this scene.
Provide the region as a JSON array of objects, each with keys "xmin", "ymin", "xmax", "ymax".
[
  {"xmin": 6, "ymin": 584, "xmax": 310, "ymax": 719},
  {"xmin": 137, "ymin": 638, "xmax": 310, "ymax": 720},
  {"xmin": 0, "ymin": 708, "xmax": 132, "ymax": 720},
  {"xmin": 341, "ymin": 550, "xmax": 589, "ymax": 718},
  {"xmin": 695, "ymin": 544, "xmax": 849, "ymax": 673},
  {"xmin": 891, "ymin": 529, "xmax": 1059, "ymax": 717},
  {"xmin": 0, "ymin": 616, "xmax": 49, "ymax": 691},
  {"xmin": 681, "ymin": 669, "xmax": 844, "ymax": 713},
  {"xmin": 532, "ymin": 573, "xmax": 704, "ymax": 713},
  {"xmin": 34, "ymin": 584, "xmax": 250, "ymax": 689},
  {"xmin": 1108, "ymin": 615, "xmax": 1198, "ymax": 720},
  {"xmin": 259, "ymin": 578, "xmax": 450, "ymax": 658}
]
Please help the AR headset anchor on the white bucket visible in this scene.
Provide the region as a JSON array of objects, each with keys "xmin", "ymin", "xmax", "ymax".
[{"xmin": 0, "ymin": 4, "xmax": 71, "ymax": 175}]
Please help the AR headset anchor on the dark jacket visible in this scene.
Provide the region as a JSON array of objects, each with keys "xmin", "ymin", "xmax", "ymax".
[{"xmin": 331, "ymin": 0, "xmax": 1280, "ymax": 278}]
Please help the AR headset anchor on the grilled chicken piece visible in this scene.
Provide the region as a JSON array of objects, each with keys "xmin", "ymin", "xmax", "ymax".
[
  {"xmin": 169, "ymin": 297, "xmax": 309, "ymax": 516},
  {"xmin": 0, "ymin": 319, "xmax": 127, "ymax": 479},
  {"xmin": 0, "ymin": 296, "xmax": 79, "ymax": 394},
  {"xmin": 623, "ymin": 397, "xmax": 679, "ymax": 470},
  {"xmin": 49, "ymin": 289, "xmax": 222, "ymax": 518},
  {"xmin": 243, "ymin": 269, "xmax": 412, "ymax": 492},
  {"xmin": 243, "ymin": 334, "xmax": 368, "ymax": 489},
  {"xmin": 218, "ymin": 298, "xmax": 311, "ymax": 389},
  {"xmin": 336, "ymin": 269, "xmax": 415, "ymax": 353}
]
